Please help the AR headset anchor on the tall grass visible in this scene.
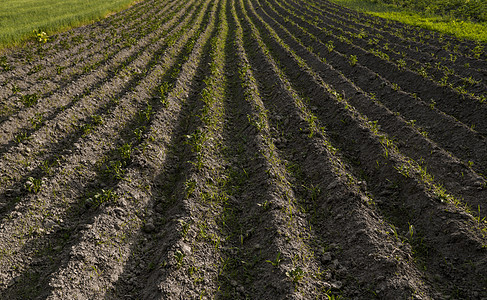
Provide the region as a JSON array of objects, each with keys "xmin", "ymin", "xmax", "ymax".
[
  {"xmin": 373, "ymin": 0, "xmax": 486, "ymax": 22},
  {"xmin": 329, "ymin": 0, "xmax": 487, "ymax": 42},
  {"xmin": 0, "ymin": 0, "xmax": 139, "ymax": 49}
]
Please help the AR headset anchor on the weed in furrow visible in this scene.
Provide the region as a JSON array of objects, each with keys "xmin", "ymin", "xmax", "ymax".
[
  {"xmin": 0, "ymin": 0, "xmax": 214, "ymax": 297},
  {"xmin": 242, "ymin": 0, "xmax": 487, "ymax": 296},
  {"xmin": 1, "ymin": 0, "xmax": 486, "ymax": 298}
]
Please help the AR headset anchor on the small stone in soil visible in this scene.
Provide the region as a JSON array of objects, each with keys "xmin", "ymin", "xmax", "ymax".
[
  {"xmin": 143, "ymin": 223, "xmax": 155, "ymax": 233},
  {"xmin": 113, "ymin": 207, "xmax": 125, "ymax": 217},
  {"xmin": 181, "ymin": 243, "xmax": 191, "ymax": 255},
  {"xmin": 332, "ymin": 259, "xmax": 340, "ymax": 268},
  {"xmin": 331, "ymin": 281, "xmax": 343, "ymax": 290}
]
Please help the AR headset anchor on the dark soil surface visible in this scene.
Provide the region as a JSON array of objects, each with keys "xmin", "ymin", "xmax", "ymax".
[{"xmin": 0, "ymin": 0, "xmax": 486, "ymax": 299}]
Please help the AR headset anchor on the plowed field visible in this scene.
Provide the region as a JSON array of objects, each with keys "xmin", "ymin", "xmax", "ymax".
[{"xmin": 0, "ymin": 0, "xmax": 486, "ymax": 298}]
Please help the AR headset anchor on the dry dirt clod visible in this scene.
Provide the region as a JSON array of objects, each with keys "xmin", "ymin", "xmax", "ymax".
[
  {"xmin": 143, "ymin": 222, "xmax": 155, "ymax": 233},
  {"xmin": 321, "ymin": 252, "xmax": 332, "ymax": 264}
]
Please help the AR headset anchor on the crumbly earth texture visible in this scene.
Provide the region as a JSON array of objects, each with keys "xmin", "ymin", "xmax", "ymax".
[{"xmin": 0, "ymin": 0, "xmax": 486, "ymax": 299}]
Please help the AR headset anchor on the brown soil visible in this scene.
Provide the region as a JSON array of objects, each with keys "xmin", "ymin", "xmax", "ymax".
[{"xmin": 0, "ymin": 0, "xmax": 486, "ymax": 299}]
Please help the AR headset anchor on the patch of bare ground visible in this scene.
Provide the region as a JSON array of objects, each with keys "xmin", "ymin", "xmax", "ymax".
[{"xmin": 0, "ymin": 0, "xmax": 486, "ymax": 298}]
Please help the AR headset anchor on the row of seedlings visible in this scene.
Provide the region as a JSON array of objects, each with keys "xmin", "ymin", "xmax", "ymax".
[
  {"xmin": 292, "ymin": 0, "xmax": 486, "ymax": 76},
  {"xmin": 208, "ymin": 0, "xmax": 329, "ymax": 297},
  {"xmin": 78, "ymin": 0, "xmax": 224, "ymax": 298},
  {"xmin": 256, "ymin": 0, "xmax": 487, "ymax": 216},
  {"xmin": 0, "ymin": 0, "xmax": 169, "ymax": 99},
  {"xmin": 260, "ymin": 0, "xmax": 487, "ymax": 172},
  {"xmin": 270, "ymin": 0, "xmax": 485, "ymax": 112},
  {"xmin": 312, "ymin": 0, "xmax": 487, "ymax": 61}
]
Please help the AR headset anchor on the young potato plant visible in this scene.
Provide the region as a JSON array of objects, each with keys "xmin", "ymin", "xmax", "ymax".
[{"xmin": 20, "ymin": 93, "xmax": 39, "ymax": 107}]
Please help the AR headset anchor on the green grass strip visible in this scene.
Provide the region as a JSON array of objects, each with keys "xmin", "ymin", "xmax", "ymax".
[
  {"xmin": 0, "ymin": 0, "xmax": 141, "ymax": 49},
  {"xmin": 328, "ymin": 0, "xmax": 487, "ymax": 42}
]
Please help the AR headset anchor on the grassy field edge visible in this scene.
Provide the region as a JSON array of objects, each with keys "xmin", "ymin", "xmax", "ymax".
[
  {"xmin": 328, "ymin": 0, "xmax": 487, "ymax": 42},
  {"xmin": 0, "ymin": 0, "xmax": 142, "ymax": 52}
]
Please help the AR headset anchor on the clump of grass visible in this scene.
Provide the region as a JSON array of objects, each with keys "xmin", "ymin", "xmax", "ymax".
[
  {"xmin": 286, "ymin": 267, "xmax": 304, "ymax": 283},
  {"xmin": 20, "ymin": 93, "xmax": 38, "ymax": 107},
  {"xmin": 25, "ymin": 177, "xmax": 42, "ymax": 194},
  {"xmin": 348, "ymin": 54, "xmax": 358, "ymax": 66},
  {"xmin": 85, "ymin": 188, "xmax": 118, "ymax": 208},
  {"xmin": 0, "ymin": 56, "xmax": 11, "ymax": 71}
]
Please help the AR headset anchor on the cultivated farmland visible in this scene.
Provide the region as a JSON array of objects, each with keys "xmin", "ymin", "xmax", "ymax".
[{"xmin": 0, "ymin": 0, "xmax": 486, "ymax": 298}]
